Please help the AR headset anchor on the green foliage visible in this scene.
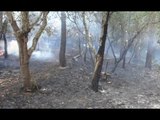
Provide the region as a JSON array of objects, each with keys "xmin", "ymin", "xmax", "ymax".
[{"xmin": 109, "ymin": 12, "xmax": 159, "ymax": 51}]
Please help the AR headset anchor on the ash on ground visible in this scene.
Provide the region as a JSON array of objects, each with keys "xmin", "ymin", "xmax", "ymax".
[{"xmin": 1, "ymin": 55, "xmax": 160, "ymax": 108}]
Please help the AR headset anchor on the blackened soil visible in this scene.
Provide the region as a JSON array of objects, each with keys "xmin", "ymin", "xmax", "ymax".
[{"xmin": 1, "ymin": 55, "xmax": 160, "ymax": 108}]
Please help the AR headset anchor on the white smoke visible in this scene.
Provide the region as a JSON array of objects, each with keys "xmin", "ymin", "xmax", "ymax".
[
  {"xmin": 8, "ymin": 40, "xmax": 19, "ymax": 56},
  {"xmin": 31, "ymin": 51, "xmax": 57, "ymax": 62},
  {"xmin": 7, "ymin": 39, "xmax": 58, "ymax": 62}
]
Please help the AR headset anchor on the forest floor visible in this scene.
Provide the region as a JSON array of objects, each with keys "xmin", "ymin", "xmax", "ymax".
[{"xmin": 1, "ymin": 54, "xmax": 160, "ymax": 108}]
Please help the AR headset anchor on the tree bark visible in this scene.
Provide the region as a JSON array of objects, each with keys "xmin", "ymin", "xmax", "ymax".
[
  {"xmin": 3, "ymin": 33, "xmax": 8, "ymax": 58},
  {"xmin": 83, "ymin": 45, "xmax": 87, "ymax": 62},
  {"xmin": 0, "ymin": 12, "xmax": 2, "ymax": 39},
  {"xmin": 108, "ymin": 37, "xmax": 117, "ymax": 64},
  {"xmin": 1, "ymin": 19, "xmax": 8, "ymax": 59},
  {"xmin": 82, "ymin": 12, "xmax": 96, "ymax": 66},
  {"xmin": 89, "ymin": 47, "xmax": 95, "ymax": 67},
  {"xmin": 133, "ymin": 48, "xmax": 139, "ymax": 63},
  {"xmin": 78, "ymin": 37, "xmax": 81, "ymax": 55},
  {"xmin": 145, "ymin": 39, "xmax": 153, "ymax": 69},
  {"xmin": 128, "ymin": 40, "xmax": 139, "ymax": 64},
  {"xmin": 59, "ymin": 12, "xmax": 66, "ymax": 67},
  {"xmin": 18, "ymin": 36, "xmax": 32, "ymax": 91},
  {"xmin": 122, "ymin": 54, "xmax": 126, "ymax": 68},
  {"xmin": 145, "ymin": 26, "xmax": 155, "ymax": 70},
  {"xmin": 128, "ymin": 49, "xmax": 135, "ymax": 64},
  {"xmin": 91, "ymin": 12, "xmax": 110, "ymax": 92}
]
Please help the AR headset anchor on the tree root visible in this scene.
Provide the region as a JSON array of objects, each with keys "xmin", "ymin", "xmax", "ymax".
[{"xmin": 20, "ymin": 80, "xmax": 41, "ymax": 93}]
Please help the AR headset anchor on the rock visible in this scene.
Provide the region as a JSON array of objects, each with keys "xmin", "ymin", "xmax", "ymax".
[{"xmin": 39, "ymin": 87, "xmax": 52, "ymax": 94}]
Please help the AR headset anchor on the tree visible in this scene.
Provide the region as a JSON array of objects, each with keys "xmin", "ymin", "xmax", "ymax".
[
  {"xmin": 145, "ymin": 26, "xmax": 155, "ymax": 69},
  {"xmin": 144, "ymin": 13, "xmax": 160, "ymax": 69},
  {"xmin": 82, "ymin": 12, "xmax": 97, "ymax": 66},
  {"xmin": 66, "ymin": 12, "xmax": 99, "ymax": 66},
  {"xmin": 91, "ymin": 12, "xmax": 110, "ymax": 92},
  {"xmin": 66, "ymin": 12, "xmax": 84, "ymax": 57},
  {"xmin": 6, "ymin": 11, "xmax": 49, "ymax": 92},
  {"xmin": 128, "ymin": 39, "xmax": 140, "ymax": 64},
  {"xmin": 2, "ymin": 19, "xmax": 8, "ymax": 59},
  {"xmin": 59, "ymin": 12, "xmax": 67, "ymax": 67},
  {"xmin": 0, "ymin": 12, "xmax": 2, "ymax": 39},
  {"xmin": 0, "ymin": 12, "xmax": 8, "ymax": 59},
  {"xmin": 145, "ymin": 39, "xmax": 153, "ymax": 69},
  {"xmin": 109, "ymin": 12, "xmax": 152, "ymax": 73},
  {"xmin": 111, "ymin": 23, "xmax": 148, "ymax": 73}
]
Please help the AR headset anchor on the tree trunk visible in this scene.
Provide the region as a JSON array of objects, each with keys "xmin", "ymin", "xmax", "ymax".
[
  {"xmin": 89, "ymin": 47, "xmax": 95, "ymax": 67},
  {"xmin": 128, "ymin": 41, "xmax": 139, "ymax": 64},
  {"xmin": 78, "ymin": 37, "xmax": 81, "ymax": 55},
  {"xmin": 0, "ymin": 12, "xmax": 2, "ymax": 39},
  {"xmin": 108, "ymin": 37, "xmax": 117, "ymax": 64},
  {"xmin": 128, "ymin": 49, "xmax": 135, "ymax": 64},
  {"xmin": 133, "ymin": 47, "xmax": 139, "ymax": 63},
  {"xmin": 145, "ymin": 26, "xmax": 155, "ymax": 70},
  {"xmin": 91, "ymin": 12, "xmax": 110, "ymax": 92},
  {"xmin": 122, "ymin": 54, "xmax": 126, "ymax": 68},
  {"xmin": 145, "ymin": 39, "xmax": 153, "ymax": 69},
  {"xmin": 3, "ymin": 33, "xmax": 8, "ymax": 59},
  {"xmin": 18, "ymin": 37, "xmax": 32, "ymax": 91},
  {"xmin": 84, "ymin": 44, "xmax": 87, "ymax": 62},
  {"xmin": 59, "ymin": 12, "xmax": 66, "ymax": 67}
]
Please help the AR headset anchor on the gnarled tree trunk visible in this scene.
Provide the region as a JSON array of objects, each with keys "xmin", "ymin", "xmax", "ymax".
[{"xmin": 6, "ymin": 12, "xmax": 49, "ymax": 92}]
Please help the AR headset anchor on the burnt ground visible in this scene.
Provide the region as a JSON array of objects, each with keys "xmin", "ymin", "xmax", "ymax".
[{"xmin": 1, "ymin": 54, "xmax": 160, "ymax": 108}]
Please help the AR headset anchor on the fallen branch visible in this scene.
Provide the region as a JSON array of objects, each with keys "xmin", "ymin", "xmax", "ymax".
[{"xmin": 72, "ymin": 51, "xmax": 84, "ymax": 61}]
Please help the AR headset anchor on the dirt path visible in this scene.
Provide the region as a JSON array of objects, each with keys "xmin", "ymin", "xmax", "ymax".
[{"xmin": 1, "ymin": 56, "xmax": 160, "ymax": 108}]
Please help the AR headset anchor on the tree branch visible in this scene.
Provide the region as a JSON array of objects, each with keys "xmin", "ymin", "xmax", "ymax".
[
  {"xmin": 28, "ymin": 12, "xmax": 49, "ymax": 56},
  {"xmin": 5, "ymin": 12, "xmax": 22, "ymax": 41},
  {"xmin": 21, "ymin": 12, "xmax": 30, "ymax": 34},
  {"xmin": 82, "ymin": 12, "xmax": 96, "ymax": 58},
  {"xmin": 29, "ymin": 12, "xmax": 43, "ymax": 30}
]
